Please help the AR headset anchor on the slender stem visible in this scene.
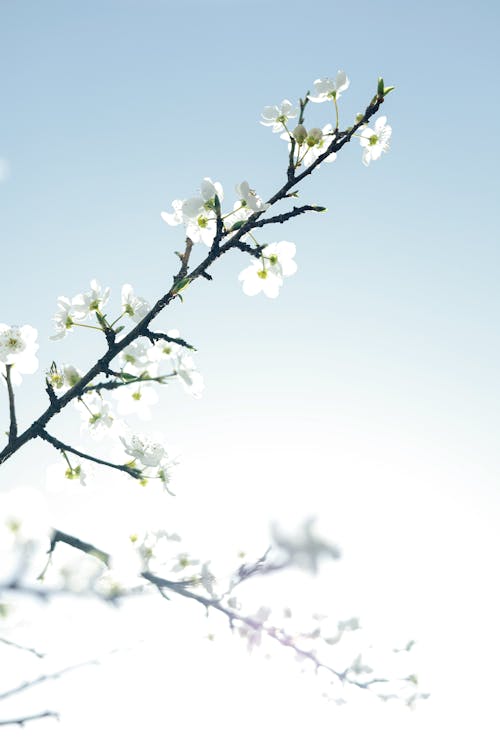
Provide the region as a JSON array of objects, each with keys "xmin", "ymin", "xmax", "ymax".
[
  {"xmin": 83, "ymin": 373, "xmax": 174, "ymax": 395},
  {"xmin": 5, "ymin": 365, "xmax": 17, "ymax": 443}
]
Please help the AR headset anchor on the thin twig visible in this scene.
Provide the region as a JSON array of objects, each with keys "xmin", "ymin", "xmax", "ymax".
[
  {"xmin": 4, "ymin": 365, "xmax": 17, "ymax": 443},
  {"xmin": 39, "ymin": 430, "xmax": 142, "ymax": 480},
  {"xmin": 252, "ymin": 204, "xmax": 325, "ymax": 229}
]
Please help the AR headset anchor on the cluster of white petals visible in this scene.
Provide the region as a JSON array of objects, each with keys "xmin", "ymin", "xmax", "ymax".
[
  {"xmin": 161, "ymin": 178, "xmax": 223, "ymax": 247},
  {"xmin": 281, "ymin": 124, "xmax": 337, "ymax": 168},
  {"xmin": 51, "ymin": 279, "xmax": 109, "ymax": 340},
  {"xmin": 359, "ymin": 116, "xmax": 392, "ymax": 166},
  {"xmin": 261, "ymin": 71, "xmax": 392, "ymax": 170},
  {"xmin": 121, "ymin": 284, "xmax": 151, "ymax": 322},
  {"xmin": 118, "ymin": 329, "xmax": 204, "ymax": 398},
  {"xmin": 120, "ymin": 432, "xmax": 177, "ymax": 493},
  {"xmin": 0, "ymin": 324, "xmax": 39, "ymax": 385},
  {"xmin": 75, "ymin": 393, "xmax": 114, "ymax": 439},
  {"xmin": 234, "ymin": 180, "xmax": 270, "ymax": 215},
  {"xmin": 72, "ymin": 279, "xmax": 111, "ymax": 317},
  {"xmin": 162, "ymin": 178, "xmax": 269, "ymax": 247},
  {"xmin": 239, "ymin": 241, "xmax": 297, "ymax": 298}
]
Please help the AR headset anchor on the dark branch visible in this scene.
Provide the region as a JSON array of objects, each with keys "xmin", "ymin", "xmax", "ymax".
[{"xmin": 0, "ymin": 88, "xmax": 384, "ymax": 470}]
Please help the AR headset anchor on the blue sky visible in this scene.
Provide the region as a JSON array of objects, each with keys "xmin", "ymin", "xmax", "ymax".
[{"xmin": 1, "ymin": 1, "xmax": 500, "ymax": 747}]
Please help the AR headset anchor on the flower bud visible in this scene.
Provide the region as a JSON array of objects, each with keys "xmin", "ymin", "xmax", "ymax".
[
  {"xmin": 306, "ymin": 128, "xmax": 323, "ymax": 146},
  {"xmin": 292, "ymin": 124, "xmax": 307, "ymax": 144}
]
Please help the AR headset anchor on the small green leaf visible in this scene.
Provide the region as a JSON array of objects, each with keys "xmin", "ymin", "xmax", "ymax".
[
  {"xmin": 119, "ymin": 371, "xmax": 137, "ymax": 381},
  {"xmin": 229, "ymin": 220, "xmax": 246, "ymax": 231},
  {"xmin": 171, "ymin": 277, "xmax": 191, "ymax": 296},
  {"xmin": 377, "ymin": 77, "xmax": 385, "ymax": 96},
  {"xmin": 383, "ymin": 85, "xmax": 395, "ymax": 96}
]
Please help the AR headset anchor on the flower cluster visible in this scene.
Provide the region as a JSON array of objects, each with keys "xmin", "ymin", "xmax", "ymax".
[
  {"xmin": 161, "ymin": 178, "xmax": 269, "ymax": 248},
  {"xmin": 118, "ymin": 328, "xmax": 204, "ymax": 399},
  {"xmin": 261, "ymin": 69, "xmax": 392, "ymax": 168},
  {"xmin": 51, "ymin": 280, "xmax": 149, "ymax": 340},
  {"xmin": 238, "ymin": 241, "xmax": 297, "ymax": 298}
]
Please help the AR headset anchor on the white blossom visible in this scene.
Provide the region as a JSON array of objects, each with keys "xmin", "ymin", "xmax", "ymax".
[
  {"xmin": 146, "ymin": 331, "xmax": 204, "ymax": 398},
  {"xmin": 238, "ymin": 258, "xmax": 283, "ymax": 298},
  {"xmin": 75, "ymin": 394, "xmax": 114, "ymax": 439},
  {"xmin": 264, "ymin": 241, "xmax": 298, "ymax": 280},
  {"xmin": 171, "ymin": 552, "xmax": 201, "ymax": 573},
  {"xmin": 121, "ymin": 284, "xmax": 151, "ymax": 322},
  {"xmin": 160, "ymin": 198, "xmax": 184, "ymax": 227},
  {"xmin": 72, "ymin": 279, "xmax": 111, "ymax": 318},
  {"xmin": 174, "ymin": 353, "xmax": 204, "ymax": 398},
  {"xmin": 47, "ymin": 363, "xmax": 81, "ymax": 393},
  {"xmin": 308, "ymin": 71, "xmax": 350, "ymax": 103},
  {"xmin": 0, "ymin": 324, "xmax": 39, "ymax": 385},
  {"xmin": 359, "ymin": 116, "xmax": 392, "ymax": 166},
  {"xmin": 112, "ymin": 383, "xmax": 159, "ymax": 419},
  {"xmin": 156, "ymin": 455, "xmax": 177, "ymax": 494},
  {"xmin": 120, "ymin": 433, "xmax": 166, "ymax": 467},
  {"xmin": 235, "ymin": 181, "xmax": 269, "ymax": 214},
  {"xmin": 118, "ymin": 339, "xmax": 152, "ymax": 376},
  {"xmin": 161, "ymin": 178, "xmax": 223, "ymax": 247},
  {"xmin": 240, "ymin": 241, "xmax": 298, "ymax": 297},
  {"xmin": 50, "ymin": 296, "xmax": 87, "ymax": 340},
  {"xmin": 260, "ymin": 99, "xmax": 298, "ymax": 133}
]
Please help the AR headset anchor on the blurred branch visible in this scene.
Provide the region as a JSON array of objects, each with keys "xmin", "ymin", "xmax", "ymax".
[{"xmin": 0, "ymin": 710, "xmax": 59, "ymax": 727}]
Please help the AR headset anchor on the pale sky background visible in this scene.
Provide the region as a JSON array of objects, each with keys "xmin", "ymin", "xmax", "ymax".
[{"xmin": 1, "ymin": 0, "xmax": 500, "ymax": 747}]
